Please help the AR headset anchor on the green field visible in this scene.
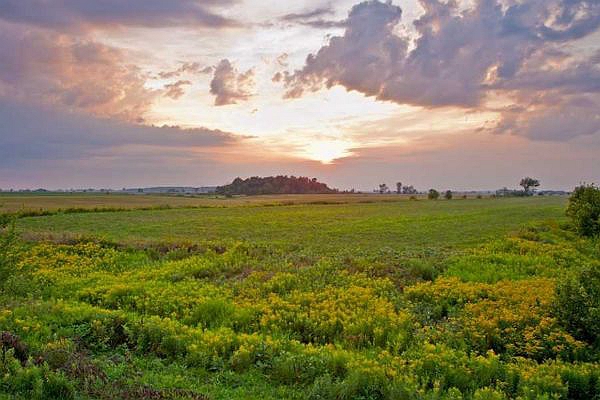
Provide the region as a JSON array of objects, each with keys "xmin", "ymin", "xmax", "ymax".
[
  {"xmin": 0, "ymin": 193, "xmax": 418, "ymax": 214},
  {"xmin": 1, "ymin": 194, "xmax": 599, "ymax": 400},
  {"xmin": 17, "ymin": 196, "xmax": 566, "ymax": 254}
]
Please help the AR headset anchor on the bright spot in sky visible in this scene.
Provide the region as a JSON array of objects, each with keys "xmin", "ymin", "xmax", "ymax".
[{"xmin": 301, "ymin": 140, "xmax": 355, "ymax": 164}]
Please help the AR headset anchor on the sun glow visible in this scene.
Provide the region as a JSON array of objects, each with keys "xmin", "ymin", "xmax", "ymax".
[{"xmin": 301, "ymin": 140, "xmax": 355, "ymax": 164}]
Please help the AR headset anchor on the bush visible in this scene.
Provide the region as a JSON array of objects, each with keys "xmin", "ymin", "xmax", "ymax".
[
  {"xmin": 567, "ymin": 184, "xmax": 600, "ymax": 237},
  {"xmin": 555, "ymin": 264, "xmax": 600, "ymax": 345},
  {"xmin": 428, "ymin": 189, "xmax": 440, "ymax": 200},
  {"xmin": 42, "ymin": 371, "xmax": 76, "ymax": 400},
  {"xmin": 186, "ymin": 299, "xmax": 236, "ymax": 329},
  {"xmin": 445, "ymin": 190, "xmax": 453, "ymax": 200}
]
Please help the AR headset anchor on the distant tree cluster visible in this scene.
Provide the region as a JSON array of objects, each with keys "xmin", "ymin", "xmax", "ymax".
[
  {"xmin": 394, "ymin": 182, "xmax": 418, "ymax": 194},
  {"xmin": 427, "ymin": 189, "xmax": 440, "ymax": 200},
  {"xmin": 216, "ymin": 176, "xmax": 338, "ymax": 196},
  {"xmin": 496, "ymin": 177, "xmax": 542, "ymax": 197}
]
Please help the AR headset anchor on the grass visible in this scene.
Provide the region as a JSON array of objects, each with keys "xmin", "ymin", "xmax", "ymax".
[
  {"xmin": 3, "ymin": 194, "xmax": 598, "ymax": 400},
  {"xmin": 16, "ymin": 196, "xmax": 567, "ymax": 255},
  {"xmin": 0, "ymin": 193, "xmax": 423, "ymax": 214}
]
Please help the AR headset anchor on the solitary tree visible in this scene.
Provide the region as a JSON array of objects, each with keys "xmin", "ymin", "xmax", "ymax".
[
  {"xmin": 444, "ymin": 190, "xmax": 453, "ymax": 200},
  {"xmin": 396, "ymin": 182, "xmax": 402, "ymax": 194},
  {"xmin": 428, "ymin": 189, "xmax": 440, "ymax": 200},
  {"xmin": 520, "ymin": 177, "xmax": 540, "ymax": 195}
]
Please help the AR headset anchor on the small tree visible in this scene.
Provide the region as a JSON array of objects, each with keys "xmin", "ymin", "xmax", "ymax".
[
  {"xmin": 444, "ymin": 190, "xmax": 453, "ymax": 200},
  {"xmin": 396, "ymin": 182, "xmax": 402, "ymax": 194},
  {"xmin": 566, "ymin": 184, "xmax": 600, "ymax": 237},
  {"xmin": 519, "ymin": 177, "xmax": 540, "ymax": 195},
  {"xmin": 428, "ymin": 189, "xmax": 440, "ymax": 200}
]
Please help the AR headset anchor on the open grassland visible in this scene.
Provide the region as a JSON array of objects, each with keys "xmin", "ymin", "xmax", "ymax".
[
  {"xmin": 2, "ymin": 195, "xmax": 599, "ymax": 400},
  {"xmin": 0, "ymin": 193, "xmax": 421, "ymax": 214},
  {"xmin": 16, "ymin": 196, "xmax": 566, "ymax": 255}
]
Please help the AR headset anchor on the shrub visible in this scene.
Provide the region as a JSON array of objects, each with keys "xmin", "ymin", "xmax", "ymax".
[
  {"xmin": 271, "ymin": 352, "xmax": 328, "ymax": 385},
  {"xmin": 445, "ymin": 190, "xmax": 453, "ymax": 200},
  {"xmin": 42, "ymin": 371, "xmax": 75, "ymax": 400},
  {"xmin": 1, "ymin": 332, "xmax": 28, "ymax": 366},
  {"xmin": 567, "ymin": 184, "xmax": 600, "ymax": 237},
  {"xmin": 555, "ymin": 263, "xmax": 600, "ymax": 345},
  {"xmin": 428, "ymin": 189, "xmax": 440, "ymax": 200},
  {"xmin": 186, "ymin": 299, "xmax": 236, "ymax": 329}
]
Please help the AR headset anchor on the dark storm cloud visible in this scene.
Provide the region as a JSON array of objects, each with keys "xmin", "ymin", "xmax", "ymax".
[
  {"xmin": 209, "ymin": 59, "xmax": 255, "ymax": 106},
  {"xmin": 0, "ymin": 0, "xmax": 240, "ymax": 30},
  {"xmin": 278, "ymin": 0, "xmax": 600, "ymax": 140}
]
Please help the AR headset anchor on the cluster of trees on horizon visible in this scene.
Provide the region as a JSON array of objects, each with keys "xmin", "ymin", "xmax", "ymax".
[
  {"xmin": 376, "ymin": 177, "xmax": 543, "ymax": 199},
  {"xmin": 216, "ymin": 176, "xmax": 338, "ymax": 196}
]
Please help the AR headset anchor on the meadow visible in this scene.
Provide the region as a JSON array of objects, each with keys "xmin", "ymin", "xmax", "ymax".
[
  {"xmin": 1, "ymin": 194, "xmax": 599, "ymax": 400},
  {"xmin": 0, "ymin": 193, "xmax": 415, "ymax": 214}
]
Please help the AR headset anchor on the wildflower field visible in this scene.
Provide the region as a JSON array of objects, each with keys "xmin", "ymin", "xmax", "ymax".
[{"xmin": 1, "ymin": 195, "xmax": 599, "ymax": 399}]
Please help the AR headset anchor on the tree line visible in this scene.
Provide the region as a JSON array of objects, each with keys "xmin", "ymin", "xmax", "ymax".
[{"xmin": 216, "ymin": 176, "xmax": 338, "ymax": 196}]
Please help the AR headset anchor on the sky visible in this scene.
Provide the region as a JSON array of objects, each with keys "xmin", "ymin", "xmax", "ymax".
[{"xmin": 1, "ymin": 0, "xmax": 599, "ymax": 191}]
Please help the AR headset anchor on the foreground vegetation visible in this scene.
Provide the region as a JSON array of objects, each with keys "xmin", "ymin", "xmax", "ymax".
[{"xmin": 1, "ymin": 194, "xmax": 599, "ymax": 399}]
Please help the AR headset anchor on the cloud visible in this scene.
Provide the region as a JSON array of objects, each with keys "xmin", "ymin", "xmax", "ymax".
[
  {"xmin": 209, "ymin": 59, "xmax": 255, "ymax": 106},
  {"xmin": 492, "ymin": 95, "xmax": 600, "ymax": 141},
  {"xmin": 0, "ymin": 0, "xmax": 240, "ymax": 30},
  {"xmin": 281, "ymin": 7, "xmax": 335, "ymax": 22},
  {"xmin": 0, "ymin": 25, "xmax": 156, "ymax": 121},
  {"xmin": 278, "ymin": 0, "xmax": 600, "ymax": 140},
  {"xmin": 164, "ymin": 80, "xmax": 192, "ymax": 99},
  {"xmin": 0, "ymin": 97, "xmax": 241, "ymax": 166},
  {"xmin": 158, "ymin": 62, "xmax": 213, "ymax": 79},
  {"xmin": 276, "ymin": 53, "xmax": 289, "ymax": 68},
  {"xmin": 280, "ymin": 6, "xmax": 346, "ymax": 29},
  {"xmin": 279, "ymin": 1, "xmax": 407, "ymax": 100}
]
